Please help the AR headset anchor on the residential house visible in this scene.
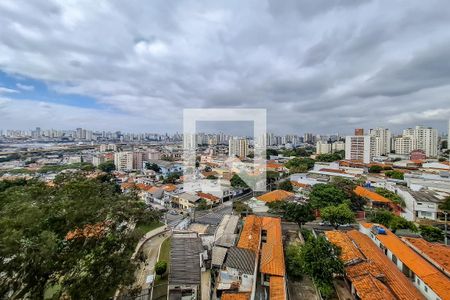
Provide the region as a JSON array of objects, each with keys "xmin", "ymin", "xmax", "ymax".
[
  {"xmin": 360, "ymin": 223, "xmax": 450, "ymax": 300},
  {"xmin": 168, "ymin": 232, "xmax": 205, "ymax": 300},
  {"xmin": 171, "ymin": 192, "xmax": 201, "ymax": 211},
  {"xmin": 326, "ymin": 230, "xmax": 425, "ymax": 300}
]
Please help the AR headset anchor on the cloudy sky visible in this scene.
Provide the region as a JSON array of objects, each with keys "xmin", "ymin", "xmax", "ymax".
[{"xmin": 1, "ymin": 0, "xmax": 450, "ymax": 135}]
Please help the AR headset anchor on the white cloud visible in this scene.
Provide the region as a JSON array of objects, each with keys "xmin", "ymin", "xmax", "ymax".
[
  {"xmin": 16, "ymin": 83, "xmax": 34, "ymax": 91},
  {"xmin": 0, "ymin": 0, "xmax": 450, "ymax": 133},
  {"xmin": 134, "ymin": 40, "xmax": 169, "ymax": 57},
  {"xmin": 0, "ymin": 87, "xmax": 18, "ymax": 94}
]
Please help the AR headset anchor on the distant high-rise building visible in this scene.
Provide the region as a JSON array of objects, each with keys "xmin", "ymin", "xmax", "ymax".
[
  {"xmin": 228, "ymin": 138, "xmax": 249, "ymax": 158},
  {"xmin": 345, "ymin": 135, "xmax": 372, "ymax": 164},
  {"xmin": 114, "ymin": 152, "xmax": 133, "ymax": 171},
  {"xmin": 448, "ymin": 119, "xmax": 450, "ymax": 149},
  {"xmin": 394, "ymin": 136, "xmax": 413, "ymax": 155},
  {"xmin": 316, "ymin": 141, "xmax": 331, "ymax": 155},
  {"xmin": 354, "ymin": 128, "xmax": 364, "ymax": 136},
  {"xmin": 370, "ymin": 128, "xmax": 391, "ymax": 156},
  {"xmin": 413, "ymin": 126, "xmax": 438, "ymax": 158}
]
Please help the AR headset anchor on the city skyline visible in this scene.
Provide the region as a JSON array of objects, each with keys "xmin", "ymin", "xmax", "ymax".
[{"xmin": 1, "ymin": 1, "xmax": 450, "ymax": 133}]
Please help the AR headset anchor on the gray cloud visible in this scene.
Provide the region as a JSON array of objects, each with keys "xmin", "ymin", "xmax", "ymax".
[{"xmin": 0, "ymin": 0, "xmax": 450, "ymax": 134}]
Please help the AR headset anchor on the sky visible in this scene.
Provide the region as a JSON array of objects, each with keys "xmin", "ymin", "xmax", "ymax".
[{"xmin": 1, "ymin": 0, "xmax": 450, "ymax": 135}]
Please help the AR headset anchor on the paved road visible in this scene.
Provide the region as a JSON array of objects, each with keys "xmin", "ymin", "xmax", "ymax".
[
  {"xmin": 194, "ymin": 201, "xmax": 233, "ymax": 225},
  {"xmin": 134, "ymin": 231, "xmax": 170, "ymax": 297}
]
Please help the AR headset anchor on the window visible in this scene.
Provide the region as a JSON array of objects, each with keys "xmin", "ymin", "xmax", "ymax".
[
  {"xmin": 392, "ymin": 254, "xmax": 397, "ymax": 264},
  {"xmin": 417, "ymin": 278, "xmax": 421, "ymax": 286},
  {"xmin": 424, "ymin": 286, "xmax": 428, "ymax": 292}
]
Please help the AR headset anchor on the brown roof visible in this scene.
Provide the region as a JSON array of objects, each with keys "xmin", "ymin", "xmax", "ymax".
[
  {"xmin": 326, "ymin": 230, "xmax": 426, "ymax": 300},
  {"xmin": 221, "ymin": 293, "xmax": 250, "ymax": 300},
  {"xmin": 260, "ymin": 217, "xmax": 285, "ymax": 276},
  {"xmin": 403, "ymin": 237, "xmax": 450, "ymax": 275},
  {"xmin": 237, "ymin": 215, "xmax": 262, "ymax": 253},
  {"xmin": 256, "ymin": 190, "xmax": 294, "ymax": 203},
  {"xmin": 197, "ymin": 192, "xmax": 220, "ymax": 202},
  {"xmin": 269, "ymin": 276, "xmax": 286, "ymax": 300}
]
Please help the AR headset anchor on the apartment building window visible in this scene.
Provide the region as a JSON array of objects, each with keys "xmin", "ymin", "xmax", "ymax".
[
  {"xmin": 392, "ymin": 254, "xmax": 397, "ymax": 265},
  {"xmin": 424, "ymin": 286, "xmax": 428, "ymax": 292},
  {"xmin": 417, "ymin": 278, "xmax": 421, "ymax": 286}
]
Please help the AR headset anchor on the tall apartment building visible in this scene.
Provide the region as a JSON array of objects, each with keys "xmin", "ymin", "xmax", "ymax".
[
  {"xmin": 410, "ymin": 126, "xmax": 438, "ymax": 158},
  {"xmin": 369, "ymin": 128, "xmax": 391, "ymax": 156},
  {"xmin": 316, "ymin": 141, "xmax": 332, "ymax": 155},
  {"xmin": 114, "ymin": 152, "xmax": 133, "ymax": 171},
  {"xmin": 448, "ymin": 119, "xmax": 450, "ymax": 149},
  {"xmin": 133, "ymin": 152, "xmax": 147, "ymax": 170},
  {"xmin": 228, "ymin": 138, "xmax": 249, "ymax": 158},
  {"xmin": 332, "ymin": 141, "xmax": 346, "ymax": 152},
  {"xmin": 394, "ymin": 136, "xmax": 413, "ymax": 155},
  {"xmin": 99, "ymin": 143, "xmax": 117, "ymax": 152},
  {"xmin": 345, "ymin": 135, "xmax": 372, "ymax": 163},
  {"xmin": 316, "ymin": 140, "xmax": 345, "ymax": 155}
]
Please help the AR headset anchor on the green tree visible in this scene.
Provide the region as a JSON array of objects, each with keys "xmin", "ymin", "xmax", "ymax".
[
  {"xmin": 266, "ymin": 149, "xmax": 279, "ymax": 159},
  {"xmin": 285, "ymin": 157, "xmax": 315, "ymax": 170},
  {"xmin": 389, "ymin": 215, "xmax": 417, "ymax": 232},
  {"xmin": 289, "ymin": 165, "xmax": 309, "ymax": 174},
  {"xmin": 419, "ymin": 225, "xmax": 444, "ymax": 242},
  {"xmin": 98, "ymin": 160, "xmax": 116, "ymax": 173},
  {"xmin": 278, "ymin": 180, "xmax": 293, "ymax": 192},
  {"xmin": 330, "ymin": 177, "xmax": 366, "ymax": 211},
  {"xmin": 145, "ymin": 162, "xmax": 161, "ymax": 173},
  {"xmin": 285, "ymin": 244, "xmax": 303, "ymax": 278},
  {"xmin": 163, "ymin": 172, "xmax": 181, "ymax": 184},
  {"xmin": 309, "ymin": 184, "xmax": 347, "ymax": 209},
  {"xmin": 385, "ymin": 170, "xmax": 404, "ymax": 180},
  {"xmin": 439, "ymin": 196, "xmax": 450, "ymax": 211},
  {"xmin": 320, "ymin": 203, "xmax": 355, "ymax": 229},
  {"xmin": 230, "ymin": 174, "xmax": 249, "ymax": 188},
  {"xmin": 375, "ymin": 188, "xmax": 405, "ymax": 207},
  {"xmin": 284, "ymin": 202, "xmax": 316, "ymax": 228},
  {"xmin": 368, "ymin": 210, "xmax": 394, "ymax": 227},
  {"xmin": 155, "ymin": 260, "xmax": 168, "ymax": 276},
  {"xmin": 232, "ymin": 200, "xmax": 252, "ymax": 215},
  {"xmin": 369, "ymin": 165, "xmax": 383, "ymax": 173},
  {"xmin": 294, "ymin": 236, "xmax": 344, "ymax": 299},
  {"xmin": 0, "ymin": 175, "xmax": 160, "ymax": 299},
  {"xmin": 316, "ymin": 153, "xmax": 343, "ymax": 162}
]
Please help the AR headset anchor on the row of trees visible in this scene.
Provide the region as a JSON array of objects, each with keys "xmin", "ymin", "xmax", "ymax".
[
  {"xmin": 0, "ymin": 174, "xmax": 161, "ymax": 299},
  {"xmin": 286, "ymin": 234, "xmax": 344, "ymax": 299}
]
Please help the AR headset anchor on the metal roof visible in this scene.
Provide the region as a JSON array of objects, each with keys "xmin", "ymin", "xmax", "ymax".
[
  {"xmin": 224, "ymin": 246, "xmax": 256, "ymax": 275},
  {"xmin": 169, "ymin": 235, "xmax": 204, "ymax": 285}
]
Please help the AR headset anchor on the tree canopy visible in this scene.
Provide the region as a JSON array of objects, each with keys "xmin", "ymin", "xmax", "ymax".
[
  {"xmin": 268, "ymin": 201, "xmax": 315, "ymax": 227},
  {"xmin": 419, "ymin": 225, "xmax": 444, "ymax": 242},
  {"xmin": 286, "ymin": 236, "xmax": 343, "ymax": 299},
  {"xmin": 98, "ymin": 160, "xmax": 116, "ymax": 173},
  {"xmin": 0, "ymin": 175, "xmax": 161, "ymax": 299},
  {"xmin": 368, "ymin": 165, "xmax": 383, "ymax": 173},
  {"xmin": 320, "ymin": 202, "xmax": 355, "ymax": 229},
  {"xmin": 309, "ymin": 183, "xmax": 347, "ymax": 209},
  {"xmin": 285, "ymin": 157, "xmax": 315, "ymax": 170},
  {"xmin": 385, "ymin": 170, "xmax": 404, "ymax": 180},
  {"xmin": 368, "ymin": 209, "xmax": 417, "ymax": 232},
  {"xmin": 278, "ymin": 180, "xmax": 293, "ymax": 192}
]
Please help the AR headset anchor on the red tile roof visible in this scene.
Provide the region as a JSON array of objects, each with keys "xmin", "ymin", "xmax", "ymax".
[
  {"xmin": 354, "ymin": 186, "xmax": 391, "ymax": 203},
  {"xmin": 269, "ymin": 276, "xmax": 286, "ymax": 300},
  {"xmin": 403, "ymin": 237, "xmax": 450, "ymax": 276},
  {"xmin": 369, "ymin": 226, "xmax": 450, "ymax": 299},
  {"xmin": 256, "ymin": 190, "xmax": 294, "ymax": 203},
  {"xmin": 260, "ymin": 217, "xmax": 285, "ymax": 276}
]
